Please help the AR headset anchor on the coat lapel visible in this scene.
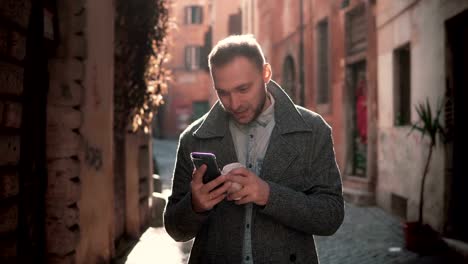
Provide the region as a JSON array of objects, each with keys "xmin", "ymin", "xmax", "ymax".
[
  {"xmin": 192, "ymin": 103, "xmax": 238, "ymax": 168},
  {"xmin": 214, "ymin": 129, "xmax": 238, "ymax": 168},
  {"xmin": 260, "ymin": 125, "xmax": 299, "ymax": 182},
  {"xmin": 260, "ymin": 81, "xmax": 312, "ymax": 182}
]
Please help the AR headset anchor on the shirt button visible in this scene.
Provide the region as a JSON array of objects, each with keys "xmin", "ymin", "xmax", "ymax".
[
  {"xmin": 290, "ymin": 254, "xmax": 296, "ymax": 262},
  {"xmin": 249, "ymin": 134, "xmax": 253, "ymax": 138},
  {"xmin": 248, "ymin": 164, "xmax": 252, "ymax": 168},
  {"xmin": 246, "ymin": 256, "xmax": 250, "ymax": 261},
  {"xmin": 246, "ymin": 224, "xmax": 250, "ymax": 228}
]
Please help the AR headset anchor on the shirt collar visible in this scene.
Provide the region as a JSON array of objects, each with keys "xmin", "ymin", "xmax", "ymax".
[{"xmin": 255, "ymin": 93, "xmax": 275, "ymax": 127}]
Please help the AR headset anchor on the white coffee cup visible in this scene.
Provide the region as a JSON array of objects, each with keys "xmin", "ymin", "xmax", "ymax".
[{"xmin": 221, "ymin": 162, "xmax": 244, "ymax": 198}]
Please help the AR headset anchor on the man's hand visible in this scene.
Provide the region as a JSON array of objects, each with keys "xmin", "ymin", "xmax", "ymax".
[
  {"xmin": 225, "ymin": 168, "xmax": 270, "ymax": 206},
  {"xmin": 191, "ymin": 164, "xmax": 232, "ymax": 213}
]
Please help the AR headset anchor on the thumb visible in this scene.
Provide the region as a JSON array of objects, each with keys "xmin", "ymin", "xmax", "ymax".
[{"xmin": 192, "ymin": 164, "xmax": 207, "ymax": 184}]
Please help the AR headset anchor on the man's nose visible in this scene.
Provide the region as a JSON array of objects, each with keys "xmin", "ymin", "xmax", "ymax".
[{"xmin": 229, "ymin": 95, "xmax": 241, "ymax": 111}]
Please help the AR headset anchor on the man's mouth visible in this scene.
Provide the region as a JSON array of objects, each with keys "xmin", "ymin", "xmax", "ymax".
[{"xmin": 233, "ymin": 110, "xmax": 248, "ymax": 119}]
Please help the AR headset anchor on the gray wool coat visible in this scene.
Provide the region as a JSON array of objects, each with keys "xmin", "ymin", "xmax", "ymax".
[{"xmin": 164, "ymin": 81, "xmax": 344, "ymax": 264}]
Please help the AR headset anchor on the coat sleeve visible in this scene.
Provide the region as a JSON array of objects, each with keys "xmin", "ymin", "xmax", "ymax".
[
  {"xmin": 163, "ymin": 133, "xmax": 210, "ymax": 242},
  {"xmin": 259, "ymin": 120, "xmax": 344, "ymax": 236}
]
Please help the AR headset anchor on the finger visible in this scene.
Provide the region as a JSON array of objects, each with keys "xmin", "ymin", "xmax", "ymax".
[
  {"xmin": 202, "ymin": 174, "xmax": 229, "ymax": 192},
  {"xmin": 229, "ymin": 167, "xmax": 250, "ymax": 176},
  {"xmin": 227, "ymin": 187, "xmax": 249, "ymax": 201},
  {"xmin": 235, "ymin": 194, "xmax": 253, "ymax": 205},
  {"xmin": 226, "ymin": 174, "xmax": 249, "ymax": 186},
  {"xmin": 207, "ymin": 193, "xmax": 227, "ymax": 208},
  {"xmin": 209, "ymin": 181, "xmax": 232, "ymax": 198},
  {"xmin": 192, "ymin": 164, "xmax": 207, "ymax": 184}
]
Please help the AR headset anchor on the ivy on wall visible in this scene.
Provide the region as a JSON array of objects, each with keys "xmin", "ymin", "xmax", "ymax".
[{"xmin": 114, "ymin": 0, "xmax": 172, "ymax": 133}]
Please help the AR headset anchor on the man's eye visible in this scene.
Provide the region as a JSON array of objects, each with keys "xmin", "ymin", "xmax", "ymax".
[
  {"xmin": 217, "ymin": 90, "xmax": 227, "ymax": 96},
  {"xmin": 239, "ymin": 86, "xmax": 249, "ymax": 92}
]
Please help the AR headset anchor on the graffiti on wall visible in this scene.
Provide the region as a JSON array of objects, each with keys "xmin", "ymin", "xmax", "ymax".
[{"xmin": 85, "ymin": 141, "xmax": 103, "ymax": 171}]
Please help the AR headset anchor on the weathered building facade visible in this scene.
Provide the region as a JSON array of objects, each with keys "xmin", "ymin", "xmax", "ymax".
[
  {"xmin": 0, "ymin": 0, "xmax": 155, "ymax": 263},
  {"xmin": 159, "ymin": 0, "xmax": 241, "ymax": 138},
  {"xmin": 376, "ymin": 0, "xmax": 468, "ymax": 240},
  {"xmin": 242, "ymin": 0, "xmax": 379, "ymax": 205},
  {"xmin": 243, "ymin": 0, "xmax": 468, "ymax": 242}
]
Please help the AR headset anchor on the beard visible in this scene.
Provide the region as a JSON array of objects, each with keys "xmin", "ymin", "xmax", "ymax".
[
  {"xmin": 219, "ymin": 83, "xmax": 268, "ymax": 125},
  {"xmin": 250, "ymin": 87, "xmax": 268, "ymax": 123}
]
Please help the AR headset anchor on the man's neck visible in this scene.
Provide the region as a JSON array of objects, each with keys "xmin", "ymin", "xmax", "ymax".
[{"xmin": 261, "ymin": 92, "xmax": 272, "ymax": 113}]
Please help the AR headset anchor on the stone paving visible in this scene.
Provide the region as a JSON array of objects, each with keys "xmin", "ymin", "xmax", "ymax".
[
  {"xmin": 314, "ymin": 204, "xmax": 460, "ymax": 264},
  {"xmin": 152, "ymin": 139, "xmax": 178, "ymax": 191},
  {"xmin": 121, "ymin": 139, "xmax": 463, "ymax": 264}
]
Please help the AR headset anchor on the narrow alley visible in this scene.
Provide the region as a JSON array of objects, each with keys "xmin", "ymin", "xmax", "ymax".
[
  {"xmin": 1, "ymin": 0, "xmax": 468, "ymax": 263},
  {"xmin": 120, "ymin": 139, "xmax": 461, "ymax": 264}
]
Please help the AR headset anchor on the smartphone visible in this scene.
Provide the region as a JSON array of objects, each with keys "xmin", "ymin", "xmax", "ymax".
[{"xmin": 190, "ymin": 152, "xmax": 221, "ymax": 184}]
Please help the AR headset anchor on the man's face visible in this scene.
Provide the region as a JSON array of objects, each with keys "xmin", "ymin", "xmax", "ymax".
[{"xmin": 212, "ymin": 57, "xmax": 271, "ymax": 125}]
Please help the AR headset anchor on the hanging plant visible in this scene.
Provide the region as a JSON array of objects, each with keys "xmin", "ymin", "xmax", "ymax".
[{"xmin": 114, "ymin": 0, "xmax": 173, "ymax": 133}]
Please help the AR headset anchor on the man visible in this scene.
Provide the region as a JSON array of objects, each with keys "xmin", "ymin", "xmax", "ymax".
[{"xmin": 164, "ymin": 35, "xmax": 344, "ymax": 264}]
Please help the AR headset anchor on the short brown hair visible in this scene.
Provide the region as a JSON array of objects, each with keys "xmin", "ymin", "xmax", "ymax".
[{"xmin": 208, "ymin": 34, "xmax": 266, "ymax": 74}]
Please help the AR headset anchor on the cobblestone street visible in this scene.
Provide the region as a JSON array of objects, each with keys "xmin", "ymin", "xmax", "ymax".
[
  {"xmin": 122, "ymin": 139, "xmax": 461, "ymax": 264},
  {"xmin": 314, "ymin": 204, "xmax": 459, "ymax": 264}
]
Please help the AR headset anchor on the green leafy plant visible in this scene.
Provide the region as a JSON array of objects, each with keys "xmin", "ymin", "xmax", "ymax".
[
  {"xmin": 114, "ymin": 0, "xmax": 173, "ymax": 133},
  {"xmin": 409, "ymin": 97, "xmax": 446, "ymax": 225}
]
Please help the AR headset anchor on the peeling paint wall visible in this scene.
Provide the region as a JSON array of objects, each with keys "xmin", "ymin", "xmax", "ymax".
[
  {"xmin": 377, "ymin": 127, "xmax": 445, "ymax": 225},
  {"xmin": 124, "ymin": 132, "xmax": 153, "ymax": 238},
  {"xmin": 75, "ymin": 0, "xmax": 115, "ymax": 262},
  {"xmin": 376, "ymin": 0, "xmax": 468, "ymax": 232}
]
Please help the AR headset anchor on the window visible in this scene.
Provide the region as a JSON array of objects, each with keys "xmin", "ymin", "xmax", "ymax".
[
  {"xmin": 316, "ymin": 19, "xmax": 330, "ymax": 105},
  {"xmin": 185, "ymin": 46, "xmax": 202, "ymax": 70},
  {"xmin": 201, "ymin": 27, "xmax": 212, "ymax": 71},
  {"xmin": 345, "ymin": 4, "xmax": 367, "ymax": 56},
  {"xmin": 184, "ymin": 5, "xmax": 203, "ymax": 24},
  {"xmin": 393, "ymin": 44, "xmax": 411, "ymax": 126},
  {"xmin": 228, "ymin": 9, "xmax": 242, "ymax": 35}
]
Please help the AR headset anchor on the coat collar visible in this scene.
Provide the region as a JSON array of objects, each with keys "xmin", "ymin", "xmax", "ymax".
[{"xmin": 193, "ymin": 80, "xmax": 312, "ymax": 139}]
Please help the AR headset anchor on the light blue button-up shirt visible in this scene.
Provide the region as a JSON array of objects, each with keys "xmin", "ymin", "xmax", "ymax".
[{"xmin": 228, "ymin": 93, "xmax": 275, "ymax": 264}]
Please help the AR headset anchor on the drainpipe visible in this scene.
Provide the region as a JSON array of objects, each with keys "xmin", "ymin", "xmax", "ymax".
[{"xmin": 299, "ymin": 0, "xmax": 305, "ymax": 106}]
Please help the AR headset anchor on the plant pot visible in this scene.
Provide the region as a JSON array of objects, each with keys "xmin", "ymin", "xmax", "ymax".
[{"xmin": 404, "ymin": 222, "xmax": 446, "ymax": 254}]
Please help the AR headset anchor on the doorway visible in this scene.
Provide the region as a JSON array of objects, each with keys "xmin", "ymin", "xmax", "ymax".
[
  {"xmin": 445, "ymin": 8, "xmax": 468, "ymax": 242},
  {"xmin": 282, "ymin": 55, "xmax": 297, "ymax": 102},
  {"xmin": 345, "ymin": 61, "xmax": 367, "ymax": 177}
]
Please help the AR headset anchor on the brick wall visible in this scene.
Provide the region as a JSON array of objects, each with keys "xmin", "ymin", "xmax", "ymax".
[
  {"xmin": 1, "ymin": 0, "xmax": 154, "ymax": 262},
  {"xmin": 45, "ymin": 0, "xmax": 85, "ymax": 262},
  {"xmin": 0, "ymin": 0, "xmax": 32, "ymax": 260}
]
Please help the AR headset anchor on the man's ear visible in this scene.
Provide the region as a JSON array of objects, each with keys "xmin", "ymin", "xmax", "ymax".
[{"xmin": 263, "ymin": 63, "xmax": 272, "ymax": 84}]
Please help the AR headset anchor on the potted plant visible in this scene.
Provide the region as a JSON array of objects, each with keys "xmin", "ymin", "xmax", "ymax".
[{"xmin": 404, "ymin": 97, "xmax": 446, "ymax": 254}]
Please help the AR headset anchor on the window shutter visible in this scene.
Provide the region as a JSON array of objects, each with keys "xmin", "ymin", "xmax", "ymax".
[
  {"xmin": 346, "ymin": 4, "xmax": 367, "ymax": 56},
  {"xmin": 184, "ymin": 46, "xmax": 190, "ymax": 70},
  {"xmin": 317, "ymin": 19, "xmax": 329, "ymax": 104},
  {"xmin": 195, "ymin": 47, "xmax": 201, "ymax": 69},
  {"xmin": 198, "ymin": 6, "xmax": 203, "ymax": 24}
]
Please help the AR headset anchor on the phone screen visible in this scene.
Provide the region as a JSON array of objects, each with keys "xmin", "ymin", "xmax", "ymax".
[{"xmin": 190, "ymin": 152, "xmax": 221, "ymax": 184}]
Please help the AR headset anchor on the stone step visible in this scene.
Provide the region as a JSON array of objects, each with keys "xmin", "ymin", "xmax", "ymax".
[
  {"xmin": 343, "ymin": 187, "xmax": 375, "ymax": 206},
  {"xmin": 342, "ymin": 177, "xmax": 375, "ymax": 192}
]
